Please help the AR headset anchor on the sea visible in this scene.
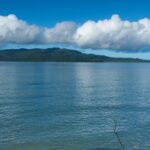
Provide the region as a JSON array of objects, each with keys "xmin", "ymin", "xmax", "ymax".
[{"xmin": 0, "ymin": 62, "xmax": 150, "ymax": 150}]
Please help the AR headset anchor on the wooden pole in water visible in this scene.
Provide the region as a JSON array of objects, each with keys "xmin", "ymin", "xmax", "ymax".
[{"xmin": 113, "ymin": 120, "xmax": 125, "ymax": 150}]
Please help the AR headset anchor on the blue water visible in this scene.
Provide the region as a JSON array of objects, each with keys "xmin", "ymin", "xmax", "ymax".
[{"xmin": 0, "ymin": 62, "xmax": 150, "ymax": 150}]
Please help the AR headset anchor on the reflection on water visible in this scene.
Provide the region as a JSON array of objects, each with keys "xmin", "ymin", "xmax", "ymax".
[
  {"xmin": 0, "ymin": 62, "xmax": 150, "ymax": 150},
  {"xmin": 91, "ymin": 148, "xmax": 119, "ymax": 150}
]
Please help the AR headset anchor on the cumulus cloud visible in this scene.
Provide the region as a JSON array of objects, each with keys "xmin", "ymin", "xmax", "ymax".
[
  {"xmin": 1, "ymin": 14, "xmax": 150, "ymax": 52},
  {"xmin": 0, "ymin": 14, "xmax": 41, "ymax": 44},
  {"xmin": 74, "ymin": 15, "xmax": 150, "ymax": 52},
  {"xmin": 43, "ymin": 22, "xmax": 77, "ymax": 44},
  {"xmin": 0, "ymin": 14, "xmax": 77, "ymax": 46}
]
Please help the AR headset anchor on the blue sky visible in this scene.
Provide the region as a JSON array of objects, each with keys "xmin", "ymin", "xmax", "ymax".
[
  {"xmin": 1, "ymin": 0, "xmax": 150, "ymax": 26},
  {"xmin": 1, "ymin": 0, "xmax": 150, "ymax": 59}
]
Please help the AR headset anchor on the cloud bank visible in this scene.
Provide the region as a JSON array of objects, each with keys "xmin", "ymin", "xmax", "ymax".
[{"xmin": 1, "ymin": 14, "xmax": 150, "ymax": 52}]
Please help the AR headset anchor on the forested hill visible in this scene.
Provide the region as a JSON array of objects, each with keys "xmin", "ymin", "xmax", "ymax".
[{"xmin": 0, "ymin": 48, "xmax": 148, "ymax": 62}]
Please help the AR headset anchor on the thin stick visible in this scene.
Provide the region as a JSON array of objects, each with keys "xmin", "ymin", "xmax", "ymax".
[{"xmin": 113, "ymin": 120, "xmax": 125, "ymax": 150}]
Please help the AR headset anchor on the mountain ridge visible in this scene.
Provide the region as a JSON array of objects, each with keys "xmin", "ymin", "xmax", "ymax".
[{"xmin": 0, "ymin": 48, "xmax": 148, "ymax": 62}]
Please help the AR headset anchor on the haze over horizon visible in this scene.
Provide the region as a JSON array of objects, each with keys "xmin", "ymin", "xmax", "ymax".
[{"xmin": 1, "ymin": 0, "xmax": 150, "ymax": 59}]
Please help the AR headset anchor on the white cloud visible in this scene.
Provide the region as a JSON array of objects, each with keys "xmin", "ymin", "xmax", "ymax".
[
  {"xmin": 74, "ymin": 15, "xmax": 150, "ymax": 51},
  {"xmin": 0, "ymin": 14, "xmax": 40, "ymax": 44},
  {"xmin": 43, "ymin": 21, "xmax": 77, "ymax": 44},
  {"xmin": 1, "ymin": 14, "xmax": 150, "ymax": 52}
]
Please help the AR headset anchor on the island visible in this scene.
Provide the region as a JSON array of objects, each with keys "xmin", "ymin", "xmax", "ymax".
[{"xmin": 0, "ymin": 48, "xmax": 148, "ymax": 62}]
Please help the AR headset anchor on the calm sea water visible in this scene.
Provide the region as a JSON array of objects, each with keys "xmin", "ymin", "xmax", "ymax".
[{"xmin": 0, "ymin": 62, "xmax": 150, "ymax": 150}]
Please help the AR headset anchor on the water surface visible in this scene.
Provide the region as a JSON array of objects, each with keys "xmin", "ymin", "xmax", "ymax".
[{"xmin": 0, "ymin": 62, "xmax": 150, "ymax": 150}]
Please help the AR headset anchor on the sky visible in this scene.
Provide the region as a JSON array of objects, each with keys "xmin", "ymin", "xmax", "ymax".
[{"xmin": 1, "ymin": 0, "xmax": 150, "ymax": 59}]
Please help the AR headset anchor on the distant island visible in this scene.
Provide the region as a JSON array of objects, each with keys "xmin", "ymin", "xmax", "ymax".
[{"xmin": 0, "ymin": 48, "xmax": 148, "ymax": 62}]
